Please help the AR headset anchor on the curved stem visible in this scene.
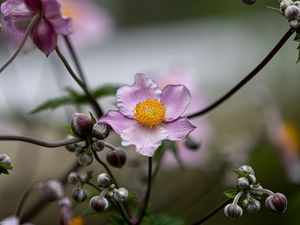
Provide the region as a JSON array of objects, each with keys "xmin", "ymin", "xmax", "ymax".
[
  {"xmin": 0, "ymin": 14, "xmax": 40, "ymax": 74},
  {"xmin": 114, "ymin": 200, "xmax": 133, "ymax": 225},
  {"xmin": 63, "ymin": 36, "xmax": 88, "ymax": 85},
  {"xmin": 187, "ymin": 28, "xmax": 294, "ymax": 119},
  {"xmin": 233, "ymin": 191, "xmax": 244, "ymax": 205},
  {"xmin": 0, "ymin": 135, "xmax": 82, "ymax": 148},
  {"xmin": 15, "ymin": 183, "xmax": 38, "ymax": 217},
  {"xmin": 103, "ymin": 141, "xmax": 118, "ymax": 150},
  {"xmin": 190, "ymin": 199, "xmax": 231, "ymax": 225},
  {"xmin": 251, "ymin": 187, "xmax": 274, "ymax": 196},
  {"xmin": 135, "ymin": 157, "xmax": 152, "ymax": 225},
  {"xmin": 55, "ymin": 47, "xmax": 103, "ymax": 117}
]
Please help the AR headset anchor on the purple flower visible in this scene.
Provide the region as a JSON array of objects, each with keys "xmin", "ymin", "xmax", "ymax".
[
  {"xmin": 1, "ymin": 0, "xmax": 72, "ymax": 55},
  {"xmin": 0, "ymin": 216, "xmax": 34, "ymax": 225},
  {"xmin": 99, "ymin": 73, "xmax": 196, "ymax": 157}
]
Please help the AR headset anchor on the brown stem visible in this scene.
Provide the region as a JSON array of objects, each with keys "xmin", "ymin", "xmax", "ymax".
[{"xmin": 187, "ymin": 28, "xmax": 295, "ymax": 119}]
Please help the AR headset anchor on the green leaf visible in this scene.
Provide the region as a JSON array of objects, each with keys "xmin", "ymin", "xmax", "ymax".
[
  {"xmin": 232, "ymin": 169, "xmax": 251, "ymax": 179},
  {"xmin": 294, "ymin": 34, "xmax": 300, "ymax": 42},
  {"xmin": 0, "ymin": 162, "xmax": 13, "ymax": 175},
  {"xmin": 223, "ymin": 188, "xmax": 240, "ymax": 199},
  {"xmin": 30, "ymin": 85, "xmax": 119, "ymax": 114}
]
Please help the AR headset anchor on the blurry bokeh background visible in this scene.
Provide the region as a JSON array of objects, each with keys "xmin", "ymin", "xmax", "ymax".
[{"xmin": 0, "ymin": 0, "xmax": 300, "ymax": 224}]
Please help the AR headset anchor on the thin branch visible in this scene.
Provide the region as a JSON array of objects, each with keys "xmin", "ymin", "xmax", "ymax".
[
  {"xmin": 15, "ymin": 183, "xmax": 38, "ymax": 217},
  {"xmin": 0, "ymin": 14, "xmax": 40, "ymax": 73},
  {"xmin": 134, "ymin": 157, "xmax": 152, "ymax": 225},
  {"xmin": 190, "ymin": 199, "xmax": 231, "ymax": 225},
  {"xmin": 0, "ymin": 135, "xmax": 82, "ymax": 148},
  {"xmin": 187, "ymin": 28, "xmax": 295, "ymax": 119},
  {"xmin": 55, "ymin": 47, "xmax": 103, "ymax": 117}
]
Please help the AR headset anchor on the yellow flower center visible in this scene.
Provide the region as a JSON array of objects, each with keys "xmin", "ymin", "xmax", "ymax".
[
  {"xmin": 133, "ymin": 99, "xmax": 166, "ymax": 127},
  {"xmin": 68, "ymin": 217, "xmax": 84, "ymax": 225},
  {"xmin": 277, "ymin": 122, "xmax": 300, "ymax": 154},
  {"xmin": 61, "ymin": 2, "xmax": 80, "ymax": 19}
]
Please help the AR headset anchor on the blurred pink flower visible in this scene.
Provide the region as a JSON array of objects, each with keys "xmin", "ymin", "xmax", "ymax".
[
  {"xmin": 59, "ymin": 0, "xmax": 113, "ymax": 48},
  {"xmin": 149, "ymin": 68, "xmax": 212, "ymax": 168},
  {"xmin": 59, "ymin": 197, "xmax": 84, "ymax": 225},
  {"xmin": 0, "ymin": 0, "xmax": 72, "ymax": 55},
  {"xmin": 100, "ymin": 73, "xmax": 196, "ymax": 157},
  {"xmin": 0, "ymin": 216, "xmax": 33, "ymax": 225}
]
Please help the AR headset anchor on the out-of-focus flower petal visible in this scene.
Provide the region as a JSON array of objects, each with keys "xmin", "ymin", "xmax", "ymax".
[
  {"xmin": 0, "ymin": 216, "xmax": 19, "ymax": 225},
  {"xmin": 161, "ymin": 85, "xmax": 191, "ymax": 121},
  {"xmin": 99, "ymin": 110, "xmax": 137, "ymax": 135},
  {"xmin": 116, "ymin": 73, "xmax": 161, "ymax": 118},
  {"xmin": 121, "ymin": 124, "xmax": 167, "ymax": 157},
  {"xmin": 24, "ymin": 0, "xmax": 42, "ymax": 12},
  {"xmin": 30, "ymin": 18, "xmax": 56, "ymax": 55},
  {"xmin": 163, "ymin": 117, "xmax": 195, "ymax": 141},
  {"xmin": 43, "ymin": 0, "xmax": 72, "ymax": 35}
]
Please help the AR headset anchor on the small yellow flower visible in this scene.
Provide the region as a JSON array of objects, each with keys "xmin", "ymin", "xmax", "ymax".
[{"xmin": 68, "ymin": 217, "xmax": 84, "ymax": 225}]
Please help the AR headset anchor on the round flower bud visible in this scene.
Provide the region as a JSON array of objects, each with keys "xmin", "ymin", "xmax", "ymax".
[
  {"xmin": 72, "ymin": 187, "xmax": 88, "ymax": 202},
  {"xmin": 92, "ymin": 123, "xmax": 109, "ymax": 140},
  {"xmin": 280, "ymin": 0, "xmax": 295, "ymax": 12},
  {"xmin": 242, "ymin": 0, "xmax": 256, "ymax": 5},
  {"xmin": 237, "ymin": 177, "xmax": 249, "ymax": 189},
  {"xmin": 67, "ymin": 172, "xmax": 80, "ymax": 185},
  {"xmin": 114, "ymin": 187, "xmax": 129, "ymax": 202},
  {"xmin": 106, "ymin": 148, "xmax": 127, "ymax": 168},
  {"xmin": 184, "ymin": 137, "xmax": 201, "ymax": 151},
  {"xmin": 79, "ymin": 172, "xmax": 89, "ymax": 184},
  {"xmin": 289, "ymin": 20, "xmax": 300, "ymax": 29},
  {"xmin": 224, "ymin": 204, "xmax": 243, "ymax": 219},
  {"xmin": 0, "ymin": 154, "xmax": 11, "ymax": 165},
  {"xmin": 40, "ymin": 180, "xmax": 64, "ymax": 202},
  {"xmin": 90, "ymin": 196, "xmax": 109, "ymax": 211},
  {"xmin": 77, "ymin": 152, "xmax": 93, "ymax": 166},
  {"xmin": 97, "ymin": 173, "xmax": 111, "ymax": 187},
  {"xmin": 92, "ymin": 140, "xmax": 105, "ymax": 152},
  {"xmin": 248, "ymin": 174, "xmax": 257, "ymax": 184},
  {"xmin": 71, "ymin": 113, "xmax": 93, "ymax": 137},
  {"xmin": 284, "ymin": 5, "xmax": 300, "ymax": 20},
  {"xmin": 238, "ymin": 165, "xmax": 255, "ymax": 175},
  {"xmin": 247, "ymin": 199, "xmax": 261, "ymax": 213},
  {"xmin": 65, "ymin": 135, "xmax": 76, "ymax": 152},
  {"xmin": 265, "ymin": 193, "xmax": 288, "ymax": 214}
]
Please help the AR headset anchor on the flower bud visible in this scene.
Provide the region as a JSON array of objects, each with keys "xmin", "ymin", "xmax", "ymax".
[
  {"xmin": 71, "ymin": 113, "xmax": 93, "ymax": 137},
  {"xmin": 92, "ymin": 140, "xmax": 105, "ymax": 152},
  {"xmin": 247, "ymin": 199, "xmax": 261, "ymax": 213},
  {"xmin": 280, "ymin": 0, "xmax": 294, "ymax": 12},
  {"xmin": 114, "ymin": 187, "xmax": 129, "ymax": 202},
  {"xmin": 284, "ymin": 5, "xmax": 300, "ymax": 20},
  {"xmin": 67, "ymin": 172, "xmax": 80, "ymax": 185},
  {"xmin": 92, "ymin": 123, "xmax": 109, "ymax": 140},
  {"xmin": 184, "ymin": 137, "xmax": 201, "ymax": 151},
  {"xmin": 242, "ymin": 0, "xmax": 256, "ymax": 5},
  {"xmin": 238, "ymin": 165, "xmax": 255, "ymax": 175},
  {"xmin": 237, "ymin": 177, "xmax": 249, "ymax": 189},
  {"xmin": 97, "ymin": 173, "xmax": 111, "ymax": 187},
  {"xmin": 40, "ymin": 180, "xmax": 64, "ymax": 202},
  {"xmin": 106, "ymin": 148, "xmax": 127, "ymax": 168},
  {"xmin": 72, "ymin": 187, "xmax": 88, "ymax": 202},
  {"xmin": 90, "ymin": 196, "xmax": 109, "ymax": 211},
  {"xmin": 265, "ymin": 193, "xmax": 288, "ymax": 214},
  {"xmin": 289, "ymin": 19, "xmax": 300, "ymax": 29},
  {"xmin": 79, "ymin": 172, "xmax": 89, "ymax": 184},
  {"xmin": 77, "ymin": 152, "xmax": 93, "ymax": 166},
  {"xmin": 248, "ymin": 174, "xmax": 257, "ymax": 184},
  {"xmin": 224, "ymin": 204, "xmax": 243, "ymax": 219},
  {"xmin": 0, "ymin": 154, "xmax": 11, "ymax": 165}
]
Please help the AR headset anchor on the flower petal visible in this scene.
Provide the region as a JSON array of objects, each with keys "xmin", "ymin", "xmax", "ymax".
[
  {"xmin": 121, "ymin": 124, "xmax": 167, "ymax": 157},
  {"xmin": 163, "ymin": 117, "xmax": 195, "ymax": 141},
  {"xmin": 42, "ymin": 0, "xmax": 72, "ymax": 35},
  {"xmin": 24, "ymin": 0, "xmax": 42, "ymax": 12},
  {"xmin": 161, "ymin": 85, "xmax": 191, "ymax": 121},
  {"xmin": 0, "ymin": 216, "xmax": 19, "ymax": 225},
  {"xmin": 98, "ymin": 110, "xmax": 137, "ymax": 135},
  {"xmin": 30, "ymin": 18, "xmax": 57, "ymax": 55},
  {"xmin": 116, "ymin": 73, "xmax": 161, "ymax": 118}
]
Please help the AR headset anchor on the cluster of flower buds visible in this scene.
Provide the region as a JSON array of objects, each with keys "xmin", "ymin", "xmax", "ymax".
[
  {"xmin": 242, "ymin": 0, "xmax": 256, "ymax": 6},
  {"xmin": 224, "ymin": 165, "xmax": 288, "ymax": 219},
  {"xmin": 280, "ymin": 0, "xmax": 300, "ymax": 29},
  {"xmin": 39, "ymin": 180, "xmax": 64, "ymax": 202}
]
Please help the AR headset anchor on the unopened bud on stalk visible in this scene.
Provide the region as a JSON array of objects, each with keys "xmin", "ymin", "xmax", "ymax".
[
  {"xmin": 242, "ymin": 0, "xmax": 256, "ymax": 5},
  {"xmin": 40, "ymin": 180, "xmax": 64, "ymax": 202},
  {"xmin": 71, "ymin": 113, "xmax": 93, "ymax": 137},
  {"xmin": 92, "ymin": 123, "xmax": 109, "ymax": 140},
  {"xmin": 237, "ymin": 177, "xmax": 249, "ymax": 189},
  {"xmin": 67, "ymin": 172, "xmax": 80, "ymax": 185},
  {"xmin": 114, "ymin": 187, "xmax": 129, "ymax": 202},
  {"xmin": 224, "ymin": 204, "xmax": 243, "ymax": 219},
  {"xmin": 0, "ymin": 154, "xmax": 11, "ymax": 165},
  {"xmin": 238, "ymin": 165, "xmax": 255, "ymax": 175},
  {"xmin": 247, "ymin": 199, "xmax": 261, "ymax": 213},
  {"xmin": 79, "ymin": 172, "xmax": 89, "ymax": 183},
  {"xmin": 280, "ymin": 0, "xmax": 295, "ymax": 13},
  {"xmin": 90, "ymin": 196, "xmax": 109, "ymax": 211},
  {"xmin": 72, "ymin": 187, "xmax": 88, "ymax": 202},
  {"xmin": 265, "ymin": 193, "xmax": 288, "ymax": 214},
  {"xmin": 284, "ymin": 5, "xmax": 300, "ymax": 20},
  {"xmin": 77, "ymin": 152, "xmax": 93, "ymax": 166},
  {"xmin": 289, "ymin": 20, "xmax": 300, "ymax": 28},
  {"xmin": 92, "ymin": 140, "xmax": 105, "ymax": 152},
  {"xmin": 106, "ymin": 148, "xmax": 127, "ymax": 168},
  {"xmin": 97, "ymin": 173, "xmax": 111, "ymax": 187}
]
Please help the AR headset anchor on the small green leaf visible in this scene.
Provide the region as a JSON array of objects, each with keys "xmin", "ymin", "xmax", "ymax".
[
  {"xmin": 0, "ymin": 162, "xmax": 13, "ymax": 175},
  {"xmin": 89, "ymin": 112, "xmax": 97, "ymax": 125},
  {"xmin": 232, "ymin": 169, "xmax": 251, "ymax": 179},
  {"xmin": 223, "ymin": 188, "xmax": 240, "ymax": 199}
]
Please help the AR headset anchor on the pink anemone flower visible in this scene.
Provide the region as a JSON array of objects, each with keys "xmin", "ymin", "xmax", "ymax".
[
  {"xmin": 1, "ymin": 0, "xmax": 72, "ymax": 55},
  {"xmin": 99, "ymin": 73, "xmax": 196, "ymax": 157},
  {"xmin": 0, "ymin": 216, "xmax": 33, "ymax": 225}
]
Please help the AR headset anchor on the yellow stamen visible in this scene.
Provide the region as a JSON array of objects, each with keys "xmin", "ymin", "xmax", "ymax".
[
  {"xmin": 61, "ymin": 2, "xmax": 80, "ymax": 18},
  {"xmin": 133, "ymin": 99, "xmax": 166, "ymax": 127},
  {"xmin": 68, "ymin": 217, "xmax": 84, "ymax": 225},
  {"xmin": 276, "ymin": 122, "xmax": 300, "ymax": 154}
]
